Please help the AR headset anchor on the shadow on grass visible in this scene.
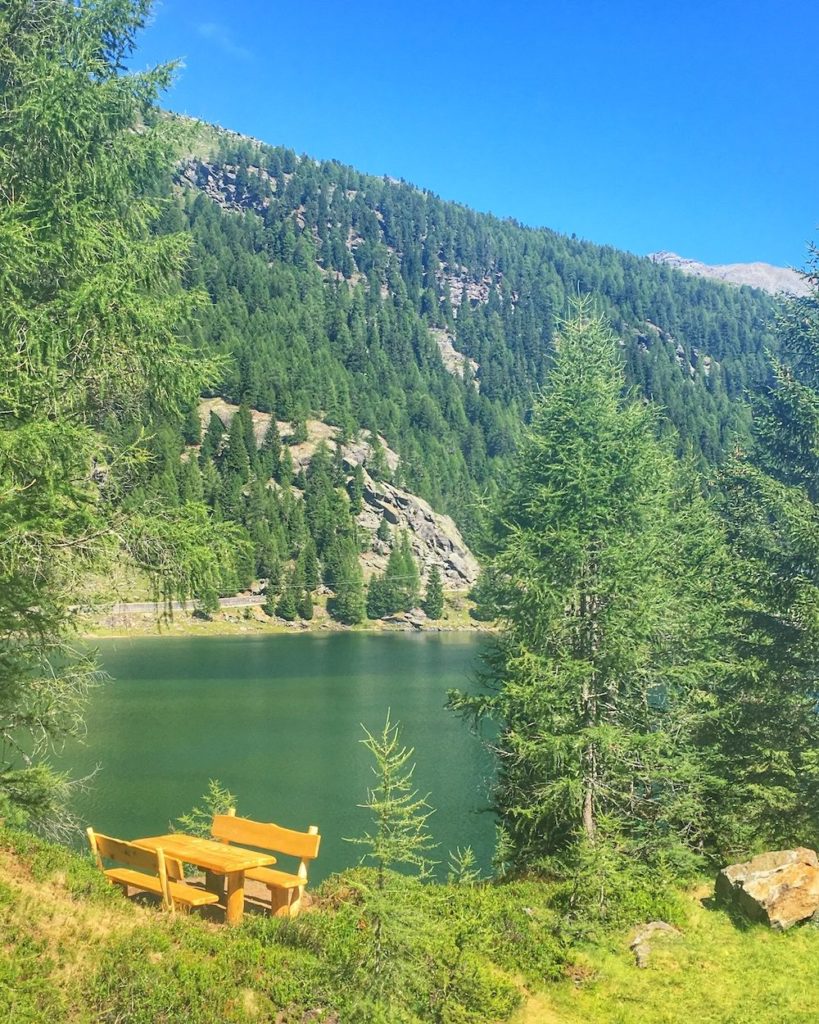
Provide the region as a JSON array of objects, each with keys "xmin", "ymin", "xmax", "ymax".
[
  {"xmin": 698, "ymin": 893, "xmax": 755, "ymax": 932},
  {"xmin": 125, "ymin": 877, "xmax": 276, "ymax": 926}
]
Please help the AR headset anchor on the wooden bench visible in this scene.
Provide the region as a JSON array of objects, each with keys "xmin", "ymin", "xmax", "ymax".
[
  {"xmin": 87, "ymin": 828, "xmax": 220, "ymax": 914},
  {"xmin": 211, "ymin": 810, "xmax": 321, "ymax": 918}
]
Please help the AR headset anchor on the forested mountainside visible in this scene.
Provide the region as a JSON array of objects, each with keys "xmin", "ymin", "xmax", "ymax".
[{"xmin": 128, "ymin": 123, "xmax": 780, "ymax": 602}]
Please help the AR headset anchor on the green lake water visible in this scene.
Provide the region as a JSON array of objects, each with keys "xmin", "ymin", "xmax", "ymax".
[{"xmin": 59, "ymin": 633, "xmax": 495, "ymax": 881}]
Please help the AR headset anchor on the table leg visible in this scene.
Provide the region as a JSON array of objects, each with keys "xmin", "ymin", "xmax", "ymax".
[{"xmin": 225, "ymin": 871, "xmax": 245, "ymax": 925}]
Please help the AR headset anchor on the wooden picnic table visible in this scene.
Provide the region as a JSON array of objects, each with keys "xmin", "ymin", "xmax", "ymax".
[{"xmin": 134, "ymin": 834, "xmax": 276, "ymax": 924}]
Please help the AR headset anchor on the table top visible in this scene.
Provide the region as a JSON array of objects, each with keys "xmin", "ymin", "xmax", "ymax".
[{"xmin": 135, "ymin": 834, "xmax": 276, "ymax": 874}]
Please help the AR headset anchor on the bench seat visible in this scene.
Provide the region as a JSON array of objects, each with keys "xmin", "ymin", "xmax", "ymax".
[
  {"xmin": 105, "ymin": 867, "xmax": 219, "ymax": 908},
  {"xmin": 167, "ymin": 879, "xmax": 221, "ymax": 908},
  {"xmin": 105, "ymin": 867, "xmax": 164, "ymax": 896},
  {"xmin": 212, "ymin": 811, "xmax": 321, "ymax": 918},
  {"xmin": 244, "ymin": 866, "xmax": 303, "ymax": 890}
]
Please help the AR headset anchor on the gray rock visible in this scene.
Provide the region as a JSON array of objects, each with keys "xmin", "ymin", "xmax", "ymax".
[
  {"xmin": 629, "ymin": 921, "xmax": 682, "ymax": 968},
  {"xmin": 716, "ymin": 848, "xmax": 819, "ymax": 930}
]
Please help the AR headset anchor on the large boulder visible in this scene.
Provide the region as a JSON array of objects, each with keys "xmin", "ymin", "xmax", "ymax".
[{"xmin": 716, "ymin": 848, "xmax": 819, "ymax": 930}]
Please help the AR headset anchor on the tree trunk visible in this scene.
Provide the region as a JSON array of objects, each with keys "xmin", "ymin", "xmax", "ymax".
[{"xmin": 580, "ymin": 582, "xmax": 599, "ymax": 842}]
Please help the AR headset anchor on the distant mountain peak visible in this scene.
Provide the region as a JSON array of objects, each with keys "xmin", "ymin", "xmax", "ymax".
[{"xmin": 647, "ymin": 251, "xmax": 810, "ymax": 297}]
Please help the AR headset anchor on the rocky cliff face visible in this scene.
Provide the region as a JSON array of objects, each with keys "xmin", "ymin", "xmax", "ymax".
[
  {"xmin": 198, "ymin": 399, "xmax": 479, "ymax": 589},
  {"xmin": 648, "ymin": 251, "xmax": 809, "ymax": 297}
]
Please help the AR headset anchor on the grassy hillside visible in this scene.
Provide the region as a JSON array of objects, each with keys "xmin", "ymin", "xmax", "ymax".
[{"xmin": 2, "ymin": 829, "xmax": 816, "ymax": 1023}]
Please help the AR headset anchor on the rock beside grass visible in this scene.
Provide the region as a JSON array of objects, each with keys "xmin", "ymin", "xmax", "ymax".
[
  {"xmin": 716, "ymin": 847, "xmax": 819, "ymax": 930},
  {"xmin": 629, "ymin": 921, "xmax": 682, "ymax": 967}
]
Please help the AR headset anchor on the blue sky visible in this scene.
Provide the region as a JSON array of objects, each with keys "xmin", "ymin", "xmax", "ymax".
[{"xmin": 133, "ymin": 0, "xmax": 818, "ymax": 267}]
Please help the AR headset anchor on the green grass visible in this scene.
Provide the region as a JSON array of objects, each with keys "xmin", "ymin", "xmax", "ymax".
[
  {"xmin": 1, "ymin": 830, "xmax": 816, "ymax": 1023},
  {"xmin": 518, "ymin": 889, "xmax": 819, "ymax": 1023}
]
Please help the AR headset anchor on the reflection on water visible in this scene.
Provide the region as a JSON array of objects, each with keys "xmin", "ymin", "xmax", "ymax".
[{"xmin": 59, "ymin": 632, "xmax": 495, "ymax": 880}]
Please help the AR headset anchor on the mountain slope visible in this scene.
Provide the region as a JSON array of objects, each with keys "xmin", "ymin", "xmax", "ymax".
[
  {"xmin": 129, "ymin": 121, "xmax": 786, "ymax": 606},
  {"xmin": 648, "ymin": 250, "xmax": 809, "ymax": 297},
  {"xmin": 167, "ymin": 127, "xmax": 779, "ymax": 500}
]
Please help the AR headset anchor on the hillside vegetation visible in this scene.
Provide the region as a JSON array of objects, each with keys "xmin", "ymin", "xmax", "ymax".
[
  {"xmin": 120, "ymin": 119, "xmax": 781, "ymax": 609},
  {"xmin": 2, "ymin": 829, "xmax": 817, "ymax": 1024}
]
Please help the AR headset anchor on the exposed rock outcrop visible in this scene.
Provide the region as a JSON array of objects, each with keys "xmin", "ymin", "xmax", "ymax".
[
  {"xmin": 716, "ymin": 848, "xmax": 819, "ymax": 930},
  {"xmin": 648, "ymin": 251, "xmax": 809, "ymax": 298},
  {"xmin": 196, "ymin": 399, "xmax": 478, "ymax": 589},
  {"xmin": 428, "ymin": 328, "xmax": 479, "ymax": 386},
  {"xmin": 357, "ymin": 475, "xmax": 479, "ymax": 589}
]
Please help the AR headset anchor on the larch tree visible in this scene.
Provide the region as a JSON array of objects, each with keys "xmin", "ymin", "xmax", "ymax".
[
  {"xmin": 709, "ymin": 249, "xmax": 819, "ymax": 855},
  {"xmin": 0, "ymin": 0, "xmax": 241, "ymax": 828},
  {"xmin": 451, "ymin": 304, "xmax": 727, "ymax": 879}
]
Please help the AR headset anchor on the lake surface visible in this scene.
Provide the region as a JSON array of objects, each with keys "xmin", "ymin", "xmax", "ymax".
[{"xmin": 59, "ymin": 633, "xmax": 495, "ymax": 881}]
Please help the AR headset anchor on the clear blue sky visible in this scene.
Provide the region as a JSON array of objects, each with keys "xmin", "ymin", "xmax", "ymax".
[{"xmin": 133, "ymin": 0, "xmax": 818, "ymax": 267}]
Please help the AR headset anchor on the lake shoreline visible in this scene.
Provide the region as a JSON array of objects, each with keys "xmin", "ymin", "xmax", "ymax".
[{"xmin": 80, "ymin": 595, "xmax": 495, "ymax": 640}]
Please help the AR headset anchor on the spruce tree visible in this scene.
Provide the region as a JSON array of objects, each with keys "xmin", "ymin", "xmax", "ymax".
[
  {"xmin": 275, "ymin": 571, "xmax": 298, "ymax": 621},
  {"xmin": 0, "ymin": 0, "xmax": 240, "ymax": 827},
  {"xmin": 296, "ymin": 588, "xmax": 314, "ymax": 621},
  {"xmin": 348, "ymin": 463, "xmax": 365, "ymax": 515},
  {"xmin": 299, "ymin": 539, "xmax": 320, "ymax": 592},
  {"xmin": 200, "ymin": 412, "xmax": 226, "ymax": 466},
  {"xmin": 450, "ymin": 306, "xmax": 723, "ymax": 879},
  {"xmin": 396, "ymin": 531, "xmax": 421, "ymax": 609},
  {"xmin": 422, "ymin": 566, "xmax": 444, "ymax": 619},
  {"xmin": 260, "ymin": 417, "xmax": 282, "ymax": 480},
  {"xmin": 366, "ymin": 574, "xmax": 391, "ymax": 620},
  {"xmin": 710, "ymin": 251, "xmax": 819, "ymax": 853},
  {"xmin": 327, "ymin": 544, "xmax": 366, "ymax": 624}
]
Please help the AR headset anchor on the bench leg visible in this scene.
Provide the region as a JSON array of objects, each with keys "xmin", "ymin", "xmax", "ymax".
[{"xmin": 269, "ymin": 885, "xmax": 301, "ymax": 918}]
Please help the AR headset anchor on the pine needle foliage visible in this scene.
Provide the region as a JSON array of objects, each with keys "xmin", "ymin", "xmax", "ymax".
[
  {"xmin": 451, "ymin": 303, "xmax": 727, "ymax": 882},
  {"xmin": 709, "ymin": 249, "xmax": 819, "ymax": 854},
  {"xmin": 347, "ymin": 712, "xmax": 438, "ymax": 888},
  {"xmin": 0, "ymin": 0, "xmax": 242, "ymax": 827},
  {"xmin": 422, "ymin": 565, "xmax": 445, "ymax": 620},
  {"xmin": 173, "ymin": 779, "xmax": 237, "ymax": 838}
]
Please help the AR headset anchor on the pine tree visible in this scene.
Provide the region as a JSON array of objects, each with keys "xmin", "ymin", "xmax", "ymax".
[
  {"xmin": 200, "ymin": 412, "xmax": 226, "ymax": 466},
  {"xmin": 422, "ymin": 566, "xmax": 444, "ymax": 619},
  {"xmin": 450, "ymin": 306, "xmax": 723, "ymax": 880},
  {"xmin": 0, "ymin": 0, "xmax": 241, "ymax": 827},
  {"xmin": 368, "ymin": 435, "xmax": 390, "ymax": 481},
  {"xmin": 348, "ymin": 463, "xmax": 365, "ymax": 515},
  {"xmin": 710, "ymin": 250, "xmax": 819, "ymax": 853},
  {"xmin": 366, "ymin": 574, "xmax": 391, "ymax": 620},
  {"xmin": 299, "ymin": 539, "xmax": 320, "ymax": 591},
  {"xmin": 396, "ymin": 531, "xmax": 420, "ymax": 609},
  {"xmin": 262, "ymin": 589, "xmax": 276, "ymax": 617},
  {"xmin": 368, "ymin": 531, "xmax": 421, "ymax": 618},
  {"xmin": 260, "ymin": 417, "xmax": 282, "ymax": 480},
  {"xmin": 275, "ymin": 571, "xmax": 298, "ymax": 621},
  {"xmin": 182, "ymin": 404, "xmax": 202, "ymax": 445},
  {"xmin": 327, "ymin": 543, "xmax": 366, "ymax": 624}
]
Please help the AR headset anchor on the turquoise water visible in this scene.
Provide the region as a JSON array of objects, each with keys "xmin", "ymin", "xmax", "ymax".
[{"xmin": 58, "ymin": 633, "xmax": 495, "ymax": 880}]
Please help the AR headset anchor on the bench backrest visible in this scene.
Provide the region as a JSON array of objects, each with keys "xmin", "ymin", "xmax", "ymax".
[
  {"xmin": 87, "ymin": 828, "xmax": 171, "ymax": 908},
  {"xmin": 212, "ymin": 811, "xmax": 320, "ymax": 879}
]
